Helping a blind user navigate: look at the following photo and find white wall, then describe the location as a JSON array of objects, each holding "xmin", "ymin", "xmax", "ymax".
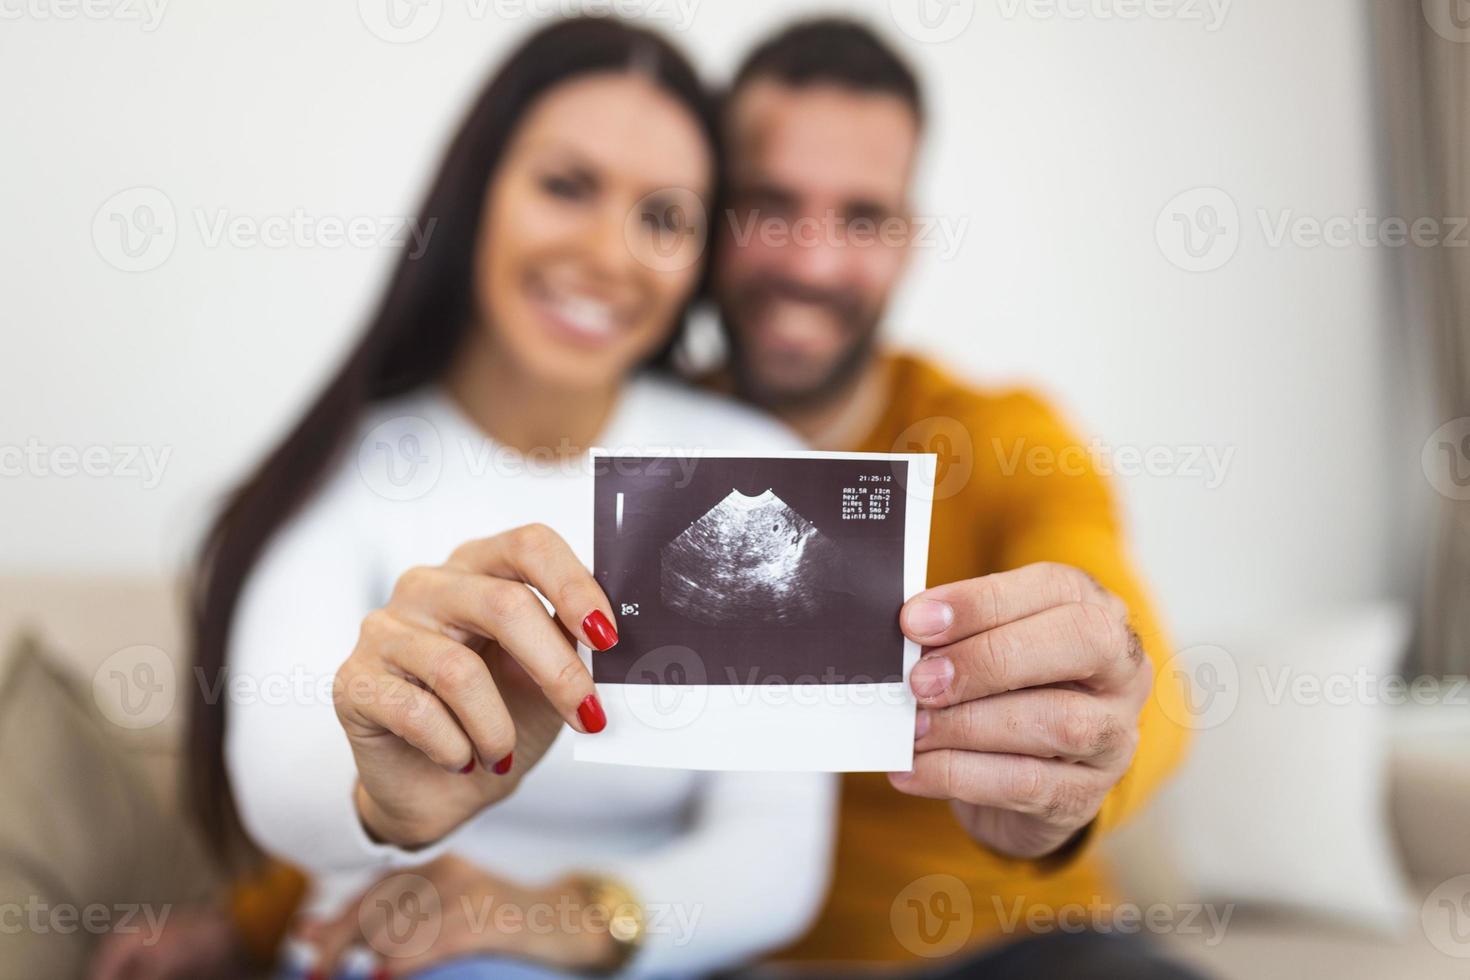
[{"xmin": 0, "ymin": 0, "xmax": 1405, "ymax": 639}]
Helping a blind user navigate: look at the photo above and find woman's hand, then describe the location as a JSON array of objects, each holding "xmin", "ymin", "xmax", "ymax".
[
  {"xmin": 335, "ymin": 523, "xmax": 618, "ymax": 848},
  {"xmin": 299, "ymin": 856, "xmax": 618, "ymax": 978}
]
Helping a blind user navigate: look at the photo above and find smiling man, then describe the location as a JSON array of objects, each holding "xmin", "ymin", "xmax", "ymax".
[{"xmin": 713, "ymin": 19, "xmax": 1198, "ymax": 977}]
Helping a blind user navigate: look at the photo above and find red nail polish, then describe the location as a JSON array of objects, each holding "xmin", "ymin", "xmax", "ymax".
[
  {"xmin": 493, "ymin": 752, "xmax": 513, "ymax": 775},
  {"xmin": 578, "ymin": 694, "xmax": 607, "ymax": 733},
  {"xmin": 459, "ymin": 758, "xmax": 475, "ymax": 774},
  {"xmin": 582, "ymin": 609, "xmax": 618, "ymax": 651},
  {"xmin": 373, "ymin": 969, "xmax": 391, "ymax": 980},
  {"xmin": 306, "ymin": 972, "xmax": 325, "ymax": 980}
]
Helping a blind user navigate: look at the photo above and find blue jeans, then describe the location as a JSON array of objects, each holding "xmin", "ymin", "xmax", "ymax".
[{"xmin": 281, "ymin": 959, "xmax": 572, "ymax": 980}]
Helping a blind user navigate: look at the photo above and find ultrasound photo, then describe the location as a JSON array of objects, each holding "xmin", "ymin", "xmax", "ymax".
[
  {"xmin": 593, "ymin": 454, "xmax": 910, "ymax": 685},
  {"xmin": 578, "ymin": 450, "xmax": 936, "ymax": 772}
]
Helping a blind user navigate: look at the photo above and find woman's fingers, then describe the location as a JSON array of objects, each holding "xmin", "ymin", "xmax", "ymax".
[
  {"xmin": 371, "ymin": 615, "xmax": 517, "ymax": 769},
  {"xmin": 446, "ymin": 524, "xmax": 619, "ymax": 652},
  {"xmin": 338, "ymin": 639, "xmax": 476, "ymax": 773},
  {"xmin": 391, "ymin": 561, "xmax": 603, "ymax": 733}
]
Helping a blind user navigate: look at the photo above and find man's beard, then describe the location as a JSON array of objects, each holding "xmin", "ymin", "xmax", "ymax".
[{"xmin": 718, "ymin": 273, "xmax": 883, "ymax": 412}]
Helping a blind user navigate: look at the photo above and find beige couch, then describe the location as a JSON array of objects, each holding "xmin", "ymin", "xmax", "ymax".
[{"xmin": 2, "ymin": 574, "xmax": 1468, "ymax": 979}]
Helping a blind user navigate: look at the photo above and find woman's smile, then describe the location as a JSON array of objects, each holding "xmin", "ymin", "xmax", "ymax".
[{"xmin": 523, "ymin": 269, "xmax": 636, "ymax": 349}]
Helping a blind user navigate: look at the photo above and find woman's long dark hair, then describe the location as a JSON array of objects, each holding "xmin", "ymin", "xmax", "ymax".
[{"xmin": 187, "ymin": 16, "xmax": 718, "ymax": 864}]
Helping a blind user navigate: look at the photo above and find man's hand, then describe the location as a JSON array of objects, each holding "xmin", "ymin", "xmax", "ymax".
[{"xmin": 890, "ymin": 562, "xmax": 1153, "ymax": 861}]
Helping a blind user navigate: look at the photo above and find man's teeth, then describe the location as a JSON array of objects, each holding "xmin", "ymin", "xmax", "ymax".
[{"xmin": 551, "ymin": 295, "xmax": 617, "ymax": 335}]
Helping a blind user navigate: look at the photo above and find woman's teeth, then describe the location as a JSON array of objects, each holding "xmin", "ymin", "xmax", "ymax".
[{"xmin": 550, "ymin": 295, "xmax": 618, "ymax": 337}]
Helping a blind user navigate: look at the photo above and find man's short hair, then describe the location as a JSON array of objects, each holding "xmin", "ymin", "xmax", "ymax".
[{"xmin": 728, "ymin": 17, "xmax": 924, "ymax": 126}]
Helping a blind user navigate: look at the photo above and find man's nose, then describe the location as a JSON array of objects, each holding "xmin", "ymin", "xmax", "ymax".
[{"xmin": 780, "ymin": 223, "xmax": 849, "ymax": 289}]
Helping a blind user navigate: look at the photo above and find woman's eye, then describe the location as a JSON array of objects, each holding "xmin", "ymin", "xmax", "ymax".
[{"xmin": 540, "ymin": 174, "xmax": 589, "ymax": 200}]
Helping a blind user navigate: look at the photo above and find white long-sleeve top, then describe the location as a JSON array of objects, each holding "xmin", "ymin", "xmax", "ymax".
[{"xmin": 223, "ymin": 375, "xmax": 837, "ymax": 978}]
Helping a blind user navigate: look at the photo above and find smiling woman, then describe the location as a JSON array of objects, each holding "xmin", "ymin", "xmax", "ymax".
[{"xmin": 177, "ymin": 14, "xmax": 833, "ymax": 980}]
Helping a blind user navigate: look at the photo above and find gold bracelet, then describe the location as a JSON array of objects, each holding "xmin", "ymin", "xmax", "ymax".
[{"xmin": 572, "ymin": 874, "xmax": 645, "ymax": 974}]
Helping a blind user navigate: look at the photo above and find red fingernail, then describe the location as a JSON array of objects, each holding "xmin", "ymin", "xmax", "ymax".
[
  {"xmin": 307, "ymin": 972, "xmax": 325, "ymax": 980},
  {"xmin": 373, "ymin": 969, "xmax": 391, "ymax": 980},
  {"xmin": 493, "ymin": 752, "xmax": 513, "ymax": 775},
  {"xmin": 459, "ymin": 758, "xmax": 475, "ymax": 774},
  {"xmin": 583, "ymin": 610, "xmax": 618, "ymax": 651},
  {"xmin": 578, "ymin": 694, "xmax": 607, "ymax": 733}
]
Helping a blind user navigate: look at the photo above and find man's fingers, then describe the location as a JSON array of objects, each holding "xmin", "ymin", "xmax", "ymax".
[
  {"xmin": 890, "ymin": 749, "xmax": 1108, "ymax": 827},
  {"xmin": 910, "ymin": 601, "xmax": 1133, "ymax": 707},
  {"xmin": 446, "ymin": 524, "xmax": 619, "ymax": 651},
  {"xmin": 389, "ymin": 565, "xmax": 600, "ymax": 733},
  {"xmin": 916, "ymin": 688, "xmax": 1137, "ymax": 766},
  {"xmin": 900, "ymin": 562, "xmax": 1113, "ymax": 645}
]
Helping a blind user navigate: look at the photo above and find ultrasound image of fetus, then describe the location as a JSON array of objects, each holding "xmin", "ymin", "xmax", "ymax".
[{"xmin": 660, "ymin": 489, "xmax": 842, "ymax": 626}]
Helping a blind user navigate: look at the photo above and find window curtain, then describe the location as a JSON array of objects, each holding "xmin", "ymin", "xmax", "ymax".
[{"xmin": 1374, "ymin": 1, "xmax": 1470, "ymax": 675}]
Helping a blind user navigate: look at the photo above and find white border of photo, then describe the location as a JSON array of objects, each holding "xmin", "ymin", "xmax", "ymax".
[{"xmin": 574, "ymin": 449, "xmax": 937, "ymax": 772}]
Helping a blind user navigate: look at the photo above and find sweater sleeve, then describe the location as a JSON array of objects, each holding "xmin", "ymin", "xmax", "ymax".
[
  {"xmin": 223, "ymin": 474, "xmax": 457, "ymax": 880},
  {"xmin": 596, "ymin": 770, "xmax": 838, "ymax": 978},
  {"xmin": 986, "ymin": 393, "xmax": 1191, "ymax": 857}
]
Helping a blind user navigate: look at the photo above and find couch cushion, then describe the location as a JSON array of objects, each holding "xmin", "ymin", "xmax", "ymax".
[{"xmin": 0, "ymin": 633, "xmax": 219, "ymax": 978}]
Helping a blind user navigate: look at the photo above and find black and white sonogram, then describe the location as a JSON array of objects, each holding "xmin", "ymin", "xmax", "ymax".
[{"xmin": 593, "ymin": 454, "xmax": 909, "ymax": 685}]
